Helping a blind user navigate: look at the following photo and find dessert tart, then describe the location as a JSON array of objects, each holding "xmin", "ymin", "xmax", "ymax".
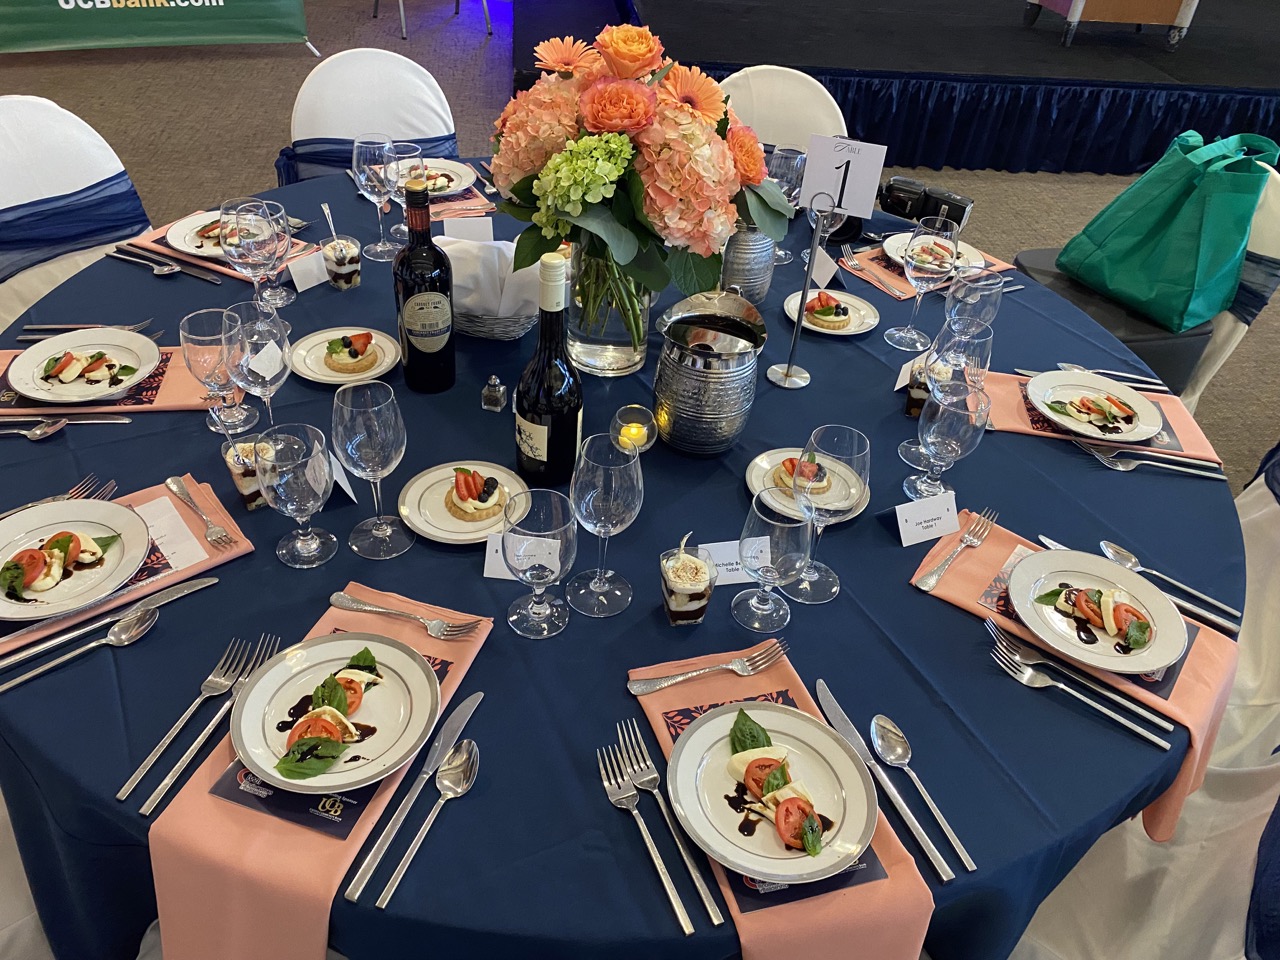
[
  {"xmin": 772, "ymin": 455, "xmax": 832, "ymax": 498},
  {"xmin": 804, "ymin": 291, "xmax": 851, "ymax": 331},
  {"xmin": 323, "ymin": 332, "xmax": 378, "ymax": 374},
  {"xmin": 445, "ymin": 467, "xmax": 508, "ymax": 522}
]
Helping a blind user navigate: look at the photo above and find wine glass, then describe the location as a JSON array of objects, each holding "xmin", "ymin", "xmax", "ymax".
[
  {"xmin": 780, "ymin": 426, "xmax": 871, "ymax": 605},
  {"xmin": 801, "ymin": 206, "xmax": 847, "ymax": 265},
  {"xmin": 254, "ymin": 423, "xmax": 338, "ymax": 569},
  {"xmin": 352, "ymin": 134, "xmax": 399, "ymax": 262},
  {"xmin": 904, "ymin": 381, "xmax": 992, "ymax": 501},
  {"xmin": 946, "ymin": 266, "xmax": 1004, "ymax": 334},
  {"xmin": 220, "ymin": 199, "xmax": 294, "ymax": 307},
  {"xmin": 566, "ymin": 433, "xmax": 644, "ymax": 618},
  {"xmin": 502, "ymin": 490, "xmax": 578, "ymax": 638},
  {"xmin": 223, "ymin": 302, "xmax": 290, "ymax": 427},
  {"xmin": 386, "ymin": 141, "xmax": 424, "ymax": 243},
  {"xmin": 766, "ymin": 146, "xmax": 806, "ymax": 265},
  {"xmin": 884, "ymin": 216, "xmax": 960, "ymax": 352},
  {"xmin": 331, "ymin": 380, "xmax": 415, "ymax": 559},
  {"xmin": 733, "ymin": 485, "xmax": 812, "ymax": 632},
  {"xmin": 179, "ymin": 308, "xmax": 258, "ymax": 435},
  {"xmin": 899, "ymin": 317, "xmax": 994, "ymax": 469}
]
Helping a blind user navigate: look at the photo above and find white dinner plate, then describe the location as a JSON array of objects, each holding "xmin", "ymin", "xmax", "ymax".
[
  {"xmin": 667, "ymin": 702, "xmax": 878, "ymax": 884},
  {"xmin": 6, "ymin": 329, "xmax": 160, "ymax": 404},
  {"xmin": 1026, "ymin": 371, "xmax": 1163, "ymax": 442},
  {"xmin": 397, "ymin": 461, "xmax": 528, "ymax": 545},
  {"xmin": 782, "ymin": 289, "xmax": 880, "ymax": 336},
  {"xmin": 288, "ymin": 328, "xmax": 400, "ymax": 385},
  {"xmin": 1008, "ymin": 549, "xmax": 1187, "ymax": 674},
  {"xmin": 164, "ymin": 211, "xmax": 228, "ymax": 260},
  {"xmin": 0, "ymin": 500, "xmax": 149, "ymax": 621},
  {"xmin": 230, "ymin": 632, "xmax": 440, "ymax": 795},
  {"xmin": 412, "ymin": 158, "xmax": 476, "ymax": 197},
  {"xmin": 745, "ymin": 448, "xmax": 870, "ymax": 524},
  {"xmin": 882, "ymin": 232, "xmax": 983, "ymax": 269}
]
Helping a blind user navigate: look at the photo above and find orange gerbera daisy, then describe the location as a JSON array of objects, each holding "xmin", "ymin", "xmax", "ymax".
[
  {"xmin": 533, "ymin": 36, "xmax": 604, "ymax": 78},
  {"xmin": 658, "ymin": 64, "xmax": 725, "ymax": 125}
]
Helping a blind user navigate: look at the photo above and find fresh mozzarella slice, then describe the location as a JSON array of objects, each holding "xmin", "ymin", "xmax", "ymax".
[
  {"xmin": 764, "ymin": 780, "xmax": 815, "ymax": 809},
  {"xmin": 1065, "ymin": 401, "xmax": 1092, "ymax": 423},
  {"xmin": 745, "ymin": 801, "xmax": 775, "ymax": 823},
  {"xmin": 1101, "ymin": 590, "xmax": 1118, "ymax": 636},
  {"xmin": 28, "ymin": 551, "xmax": 64, "ymax": 593},
  {"xmin": 726, "ymin": 746, "xmax": 789, "ymax": 783},
  {"xmin": 1055, "ymin": 591, "xmax": 1076, "ymax": 616},
  {"xmin": 57, "ymin": 354, "xmax": 89, "ymax": 383},
  {"xmin": 335, "ymin": 667, "xmax": 383, "ymax": 688},
  {"xmin": 298, "ymin": 705, "xmax": 359, "ymax": 742},
  {"xmin": 83, "ymin": 364, "xmax": 113, "ymax": 383},
  {"xmin": 74, "ymin": 534, "xmax": 103, "ymax": 565}
]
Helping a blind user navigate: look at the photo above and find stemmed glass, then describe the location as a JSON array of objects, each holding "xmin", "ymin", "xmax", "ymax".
[
  {"xmin": 899, "ymin": 317, "xmax": 994, "ymax": 469},
  {"xmin": 353, "ymin": 134, "xmax": 399, "ymax": 262},
  {"xmin": 801, "ymin": 206, "xmax": 847, "ymax": 265},
  {"xmin": 223, "ymin": 301, "xmax": 290, "ymax": 427},
  {"xmin": 946, "ymin": 266, "xmax": 1004, "ymax": 333},
  {"xmin": 386, "ymin": 142, "xmax": 425, "ymax": 242},
  {"xmin": 331, "ymin": 380, "xmax": 415, "ymax": 559},
  {"xmin": 904, "ymin": 381, "xmax": 992, "ymax": 501},
  {"xmin": 254, "ymin": 423, "xmax": 338, "ymax": 568},
  {"xmin": 733, "ymin": 485, "xmax": 812, "ymax": 632},
  {"xmin": 566, "ymin": 434, "xmax": 644, "ymax": 618},
  {"xmin": 179, "ymin": 308, "xmax": 258, "ymax": 434},
  {"xmin": 766, "ymin": 146, "xmax": 805, "ymax": 265},
  {"xmin": 220, "ymin": 199, "xmax": 294, "ymax": 307},
  {"xmin": 780, "ymin": 425, "xmax": 871, "ymax": 605},
  {"xmin": 884, "ymin": 216, "xmax": 960, "ymax": 352},
  {"xmin": 502, "ymin": 490, "xmax": 578, "ymax": 638}
]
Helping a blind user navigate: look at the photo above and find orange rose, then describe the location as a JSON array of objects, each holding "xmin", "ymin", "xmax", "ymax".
[
  {"xmin": 579, "ymin": 77, "xmax": 656, "ymax": 136},
  {"xmin": 726, "ymin": 124, "xmax": 767, "ymax": 186},
  {"xmin": 593, "ymin": 24, "xmax": 665, "ymax": 80}
]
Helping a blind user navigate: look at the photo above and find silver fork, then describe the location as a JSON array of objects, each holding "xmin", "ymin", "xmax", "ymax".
[
  {"xmin": 140, "ymin": 633, "xmax": 281, "ymax": 816},
  {"xmin": 616, "ymin": 719, "xmax": 724, "ymax": 925},
  {"xmin": 0, "ymin": 474, "xmax": 102, "ymax": 522},
  {"xmin": 597, "ymin": 744, "xmax": 694, "ymax": 936},
  {"xmin": 989, "ymin": 646, "xmax": 1171, "ymax": 749},
  {"xmin": 328, "ymin": 592, "xmax": 483, "ymax": 640},
  {"xmin": 1075, "ymin": 445, "xmax": 1227, "ymax": 481},
  {"xmin": 21, "ymin": 319, "xmax": 153, "ymax": 333},
  {"xmin": 626, "ymin": 639, "xmax": 789, "ymax": 695},
  {"xmin": 164, "ymin": 476, "xmax": 236, "ymax": 547},
  {"xmin": 1071, "ymin": 439, "xmax": 1221, "ymax": 471},
  {"xmin": 117, "ymin": 637, "xmax": 249, "ymax": 800},
  {"xmin": 915, "ymin": 508, "xmax": 998, "ymax": 593},
  {"xmin": 91, "ymin": 480, "xmax": 117, "ymax": 501},
  {"xmin": 468, "ymin": 162, "xmax": 498, "ymax": 195},
  {"xmin": 841, "ymin": 243, "xmax": 865, "ymax": 270}
]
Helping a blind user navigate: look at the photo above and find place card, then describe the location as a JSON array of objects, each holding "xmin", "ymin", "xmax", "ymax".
[
  {"xmin": 483, "ymin": 533, "xmax": 561, "ymax": 581},
  {"xmin": 895, "ymin": 354, "xmax": 922, "ymax": 391},
  {"xmin": 286, "ymin": 250, "xmax": 329, "ymax": 293},
  {"xmin": 328, "ymin": 452, "xmax": 358, "ymax": 503},
  {"xmin": 443, "ymin": 217, "xmax": 495, "ymax": 242},
  {"xmin": 209, "ymin": 761, "xmax": 377, "ymax": 839},
  {"xmin": 247, "ymin": 341, "xmax": 284, "ymax": 380},
  {"xmin": 699, "ymin": 539, "xmax": 764, "ymax": 586},
  {"xmin": 799, "ymin": 135, "xmax": 888, "ymax": 217},
  {"xmin": 811, "ymin": 246, "xmax": 838, "ymax": 289},
  {"xmin": 895, "ymin": 491, "xmax": 959, "ymax": 547},
  {"xmin": 135, "ymin": 496, "xmax": 209, "ymax": 570}
]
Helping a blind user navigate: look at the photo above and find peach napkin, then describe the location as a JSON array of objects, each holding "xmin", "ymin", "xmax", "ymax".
[
  {"xmin": 0, "ymin": 474, "xmax": 252, "ymax": 658},
  {"xmin": 911, "ymin": 512, "xmax": 1239, "ymax": 841},
  {"xmin": 130, "ymin": 213, "xmax": 313, "ymax": 282},
  {"xmin": 628, "ymin": 642, "xmax": 934, "ymax": 960},
  {"xmin": 0, "ymin": 349, "xmax": 209, "ymax": 415},
  {"xmin": 838, "ymin": 246, "xmax": 1015, "ymax": 300},
  {"xmin": 984, "ymin": 372, "xmax": 1222, "ymax": 464},
  {"xmin": 149, "ymin": 582, "xmax": 492, "ymax": 960},
  {"xmin": 430, "ymin": 185, "xmax": 495, "ymax": 220}
]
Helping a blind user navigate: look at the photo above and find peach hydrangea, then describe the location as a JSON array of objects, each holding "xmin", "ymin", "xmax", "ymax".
[
  {"xmin": 490, "ymin": 74, "xmax": 583, "ymax": 196},
  {"xmin": 579, "ymin": 77, "xmax": 656, "ymax": 136}
]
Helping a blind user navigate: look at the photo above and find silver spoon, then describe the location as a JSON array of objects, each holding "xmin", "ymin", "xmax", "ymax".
[
  {"xmin": 376, "ymin": 738, "xmax": 479, "ymax": 908},
  {"xmin": 870, "ymin": 714, "xmax": 976, "ymax": 872},
  {"xmin": 0, "ymin": 419, "xmax": 68, "ymax": 441},
  {"xmin": 105, "ymin": 251, "xmax": 180, "ymax": 276},
  {"xmin": 0, "ymin": 606, "xmax": 159, "ymax": 694},
  {"xmin": 320, "ymin": 202, "xmax": 348, "ymax": 266},
  {"xmin": 1056, "ymin": 362, "xmax": 1168, "ymax": 390},
  {"xmin": 1099, "ymin": 540, "xmax": 1242, "ymax": 619}
]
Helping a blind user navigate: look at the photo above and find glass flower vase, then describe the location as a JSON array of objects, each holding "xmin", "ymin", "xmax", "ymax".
[{"xmin": 566, "ymin": 245, "xmax": 652, "ymax": 377}]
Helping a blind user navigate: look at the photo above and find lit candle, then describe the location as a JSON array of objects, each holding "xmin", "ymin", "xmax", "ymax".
[{"xmin": 619, "ymin": 422, "xmax": 649, "ymax": 449}]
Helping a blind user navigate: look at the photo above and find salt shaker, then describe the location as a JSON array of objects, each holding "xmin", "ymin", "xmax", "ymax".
[{"xmin": 481, "ymin": 375, "xmax": 507, "ymax": 412}]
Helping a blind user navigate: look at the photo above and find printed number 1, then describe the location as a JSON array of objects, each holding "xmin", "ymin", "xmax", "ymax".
[{"xmin": 833, "ymin": 159, "xmax": 851, "ymax": 209}]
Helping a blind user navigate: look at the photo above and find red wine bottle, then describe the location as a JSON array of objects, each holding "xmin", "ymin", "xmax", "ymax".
[{"xmin": 394, "ymin": 178, "xmax": 455, "ymax": 393}]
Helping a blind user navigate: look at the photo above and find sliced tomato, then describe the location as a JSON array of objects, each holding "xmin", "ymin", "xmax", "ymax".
[
  {"xmin": 81, "ymin": 354, "xmax": 110, "ymax": 375},
  {"xmin": 286, "ymin": 716, "xmax": 343, "ymax": 749},
  {"xmin": 1076, "ymin": 397, "xmax": 1108, "ymax": 417},
  {"xmin": 49, "ymin": 352, "xmax": 76, "ymax": 378},
  {"xmin": 1074, "ymin": 589, "xmax": 1105, "ymax": 628},
  {"xmin": 781, "ymin": 457, "xmax": 798, "ymax": 477},
  {"xmin": 10, "ymin": 550, "xmax": 46, "ymax": 589},
  {"xmin": 335, "ymin": 676, "xmax": 364, "ymax": 715},
  {"xmin": 1112, "ymin": 603, "xmax": 1149, "ymax": 636},
  {"xmin": 41, "ymin": 531, "xmax": 81, "ymax": 564},
  {"xmin": 1105, "ymin": 395, "xmax": 1136, "ymax": 418},
  {"xmin": 453, "ymin": 468, "xmax": 472, "ymax": 502},
  {"xmin": 743, "ymin": 758, "xmax": 785, "ymax": 800},
  {"xmin": 349, "ymin": 333, "xmax": 374, "ymax": 356},
  {"xmin": 775, "ymin": 796, "xmax": 814, "ymax": 850}
]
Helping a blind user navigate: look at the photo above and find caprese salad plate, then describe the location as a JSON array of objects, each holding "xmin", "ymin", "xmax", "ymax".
[
  {"xmin": 164, "ymin": 211, "xmax": 233, "ymax": 260},
  {"xmin": 6, "ymin": 329, "xmax": 160, "ymax": 404},
  {"xmin": 1026, "ymin": 371, "xmax": 1163, "ymax": 442},
  {"xmin": 782, "ymin": 289, "xmax": 879, "ymax": 336},
  {"xmin": 667, "ymin": 702, "xmax": 877, "ymax": 884},
  {"xmin": 230, "ymin": 632, "xmax": 440, "ymax": 795},
  {"xmin": 882, "ymin": 232, "xmax": 983, "ymax": 269},
  {"xmin": 396, "ymin": 461, "xmax": 529, "ymax": 545},
  {"xmin": 0, "ymin": 500, "xmax": 148, "ymax": 621},
  {"xmin": 745, "ymin": 448, "xmax": 870, "ymax": 524},
  {"xmin": 288, "ymin": 328, "xmax": 400, "ymax": 385},
  {"xmin": 1008, "ymin": 549, "xmax": 1187, "ymax": 674}
]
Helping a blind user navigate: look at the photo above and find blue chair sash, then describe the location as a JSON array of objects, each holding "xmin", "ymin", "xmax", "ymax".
[
  {"xmin": 275, "ymin": 134, "xmax": 461, "ymax": 187},
  {"xmin": 1247, "ymin": 792, "xmax": 1280, "ymax": 960},
  {"xmin": 1232, "ymin": 251, "xmax": 1280, "ymax": 327},
  {"xmin": 0, "ymin": 170, "xmax": 149, "ymax": 284},
  {"xmin": 1254, "ymin": 439, "xmax": 1280, "ymax": 506}
]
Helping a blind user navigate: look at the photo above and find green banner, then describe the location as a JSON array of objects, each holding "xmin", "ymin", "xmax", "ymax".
[{"xmin": 0, "ymin": 0, "xmax": 307, "ymax": 53}]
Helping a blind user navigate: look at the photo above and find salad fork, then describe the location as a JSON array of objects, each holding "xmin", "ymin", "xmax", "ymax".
[
  {"xmin": 626, "ymin": 638, "xmax": 789, "ymax": 695},
  {"xmin": 915, "ymin": 508, "xmax": 997, "ymax": 593},
  {"xmin": 0, "ymin": 474, "xmax": 102, "ymax": 522},
  {"xmin": 165, "ymin": 476, "xmax": 236, "ymax": 548},
  {"xmin": 21, "ymin": 319, "xmax": 153, "ymax": 333},
  {"xmin": 328, "ymin": 592, "xmax": 482, "ymax": 640},
  {"xmin": 91, "ymin": 480, "xmax": 118, "ymax": 501},
  {"xmin": 597, "ymin": 744, "xmax": 694, "ymax": 936}
]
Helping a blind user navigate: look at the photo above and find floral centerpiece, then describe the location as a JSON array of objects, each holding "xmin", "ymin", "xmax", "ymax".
[{"xmin": 491, "ymin": 25, "xmax": 794, "ymax": 374}]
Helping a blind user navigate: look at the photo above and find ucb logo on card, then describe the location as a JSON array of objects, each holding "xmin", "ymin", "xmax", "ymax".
[{"xmin": 209, "ymin": 762, "xmax": 378, "ymax": 839}]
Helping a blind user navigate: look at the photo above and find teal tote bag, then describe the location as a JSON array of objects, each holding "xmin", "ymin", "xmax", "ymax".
[{"xmin": 1057, "ymin": 131, "xmax": 1279, "ymax": 333}]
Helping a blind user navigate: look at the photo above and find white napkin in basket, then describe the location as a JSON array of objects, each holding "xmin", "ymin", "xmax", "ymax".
[{"xmin": 436, "ymin": 238, "xmax": 538, "ymax": 317}]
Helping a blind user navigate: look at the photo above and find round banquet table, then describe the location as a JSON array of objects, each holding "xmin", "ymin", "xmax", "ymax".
[{"xmin": 0, "ymin": 171, "xmax": 1245, "ymax": 960}]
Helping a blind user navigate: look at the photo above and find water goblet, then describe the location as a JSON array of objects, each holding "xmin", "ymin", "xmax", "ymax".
[
  {"xmin": 352, "ymin": 134, "xmax": 399, "ymax": 262},
  {"xmin": 566, "ymin": 433, "xmax": 644, "ymax": 618},
  {"xmin": 179, "ymin": 308, "xmax": 258, "ymax": 434},
  {"xmin": 946, "ymin": 266, "xmax": 1004, "ymax": 333},
  {"xmin": 502, "ymin": 489, "xmax": 578, "ymax": 638},
  {"xmin": 223, "ymin": 301, "xmax": 290, "ymax": 427},
  {"xmin": 884, "ymin": 216, "xmax": 960, "ymax": 352},
  {"xmin": 254, "ymin": 423, "xmax": 338, "ymax": 568},
  {"xmin": 220, "ymin": 199, "xmax": 293, "ymax": 307},
  {"xmin": 899, "ymin": 317, "xmax": 993, "ymax": 469},
  {"xmin": 904, "ymin": 381, "xmax": 992, "ymax": 501},
  {"xmin": 331, "ymin": 380, "xmax": 415, "ymax": 559},
  {"xmin": 386, "ymin": 141, "xmax": 424, "ymax": 242},
  {"xmin": 732, "ymin": 485, "xmax": 811, "ymax": 632}
]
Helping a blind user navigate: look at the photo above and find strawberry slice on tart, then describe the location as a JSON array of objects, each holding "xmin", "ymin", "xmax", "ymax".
[
  {"xmin": 444, "ymin": 466, "xmax": 508, "ymax": 523},
  {"xmin": 323, "ymin": 331, "xmax": 380, "ymax": 375}
]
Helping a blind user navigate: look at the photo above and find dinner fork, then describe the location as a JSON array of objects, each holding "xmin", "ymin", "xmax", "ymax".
[
  {"xmin": 328, "ymin": 592, "xmax": 483, "ymax": 640},
  {"xmin": 840, "ymin": 243, "xmax": 866, "ymax": 269},
  {"xmin": 468, "ymin": 162, "xmax": 498, "ymax": 195},
  {"xmin": 164, "ymin": 476, "xmax": 236, "ymax": 548},
  {"xmin": 21, "ymin": 319, "xmax": 153, "ymax": 333},
  {"xmin": 0, "ymin": 474, "xmax": 103, "ymax": 522},
  {"xmin": 984, "ymin": 620, "xmax": 1175, "ymax": 732},
  {"xmin": 989, "ymin": 646, "xmax": 1171, "ymax": 749},
  {"xmin": 91, "ymin": 480, "xmax": 117, "ymax": 501},
  {"xmin": 597, "ymin": 744, "xmax": 694, "ymax": 936},
  {"xmin": 117, "ymin": 637, "xmax": 250, "ymax": 800},
  {"xmin": 1070, "ymin": 439, "xmax": 1222, "ymax": 471},
  {"xmin": 915, "ymin": 508, "xmax": 998, "ymax": 593},
  {"xmin": 616, "ymin": 718, "xmax": 724, "ymax": 925},
  {"xmin": 626, "ymin": 639, "xmax": 789, "ymax": 695},
  {"xmin": 1076, "ymin": 446, "xmax": 1227, "ymax": 481},
  {"xmin": 140, "ymin": 633, "xmax": 281, "ymax": 816}
]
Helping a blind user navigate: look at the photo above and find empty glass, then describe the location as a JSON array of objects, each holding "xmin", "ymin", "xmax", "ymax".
[
  {"xmin": 502, "ymin": 489, "xmax": 578, "ymax": 638},
  {"xmin": 733, "ymin": 485, "xmax": 811, "ymax": 632},
  {"xmin": 801, "ymin": 206, "xmax": 848, "ymax": 265},
  {"xmin": 884, "ymin": 217, "xmax": 960, "ymax": 352},
  {"xmin": 946, "ymin": 266, "xmax": 1004, "ymax": 333},
  {"xmin": 567, "ymin": 434, "xmax": 644, "ymax": 618},
  {"xmin": 179, "ymin": 308, "xmax": 258, "ymax": 434},
  {"xmin": 386, "ymin": 141, "xmax": 425, "ymax": 242},
  {"xmin": 254, "ymin": 423, "xmax": 338, "ymax": 568},
  {"xmin": 899, "ymin": 318, "xmax": 994, "ymax": 469},
  {"xmin": 220, "ymin": 199, "xmax": 294, "ymax": 307},
  {"xmin": 352, "ymin": 134, "xmax": 399, "ymax": 262},
  {"xmin": 904, "ymin": 381, "xmax": 992, "ymax": 501},
  {"xmin": 223, "ymin": 301, "xmax": 290, "ymax": 427},
  {"xmin": 766, "ymin": 146, "xmax": 806, "ymax": 265},
  {"xmin": 331, "ymin": 380, "xmax": 415, "ymax": 559}
]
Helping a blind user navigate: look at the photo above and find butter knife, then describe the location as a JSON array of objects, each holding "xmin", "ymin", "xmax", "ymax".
[
  {"xmin": 1013, "ymin": 368, "xmax": 1171, "ymax": 393},
  {"xmin": 0, "ymin": 415, "xmax": 132, "ymax": 425},
  {"xmin": 118, "ymin": 244, "xmax": 223, "ymax": 284},
  {"xmin": 816, "ymin": 680, "xmax": 955, "ymax": 882}
]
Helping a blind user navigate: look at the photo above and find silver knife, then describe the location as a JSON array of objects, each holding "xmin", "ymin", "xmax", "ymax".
[
  {"xmin": 117, "ymin": 244, "xmax": 223, "ymax": 284},
  {"xmin": 344, "ymin": 690, "xmax": 484, "ymax": 902},
  {"xmin": 816, "ymin": 680, "xmax": 955, "ymax": 882},
  {"xmin": 1036, "ymin": 536, "xmax": 1239, "ymax": 635},
  {"xmin": 1071, "ymin": 440, "xmax": 1222, "ymax": 470},
  {"xmin": 0, "ymin": 577, "xmax": 218, "ymax": 674},
  {"xmin": 0, "ymin": 415, "xmax": 132, "ymax": 425},
  {"xmin": 1013, "ymin": 368, "xmax": 1171, "ymax": 393}
]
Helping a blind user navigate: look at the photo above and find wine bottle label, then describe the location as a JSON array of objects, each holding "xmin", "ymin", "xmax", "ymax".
[
  {"xmin": 400, "ymin": 292, "xmax": 452, "ymax": 353},
  {"xmin": 515, "ymin": 409, "xmax": 582, "ymax": 463}
]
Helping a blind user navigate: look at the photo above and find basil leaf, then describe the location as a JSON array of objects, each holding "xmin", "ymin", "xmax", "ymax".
[
  {"xmin": 729, "ymin": 709, "xmax": 771, "ymax": 754},
  {"xmin": 1034, "ymin": 588, "xmax": 1064, "ymax": 605},
  {"xmin": 45, "ymin": 535, "xmax": 73, "ymax": 561},
  {"xmin": 326, "ymin": 340, "xmax": 344, "ymax": 355},
  {"xmin": 1086, "ymin": 589, "xmax": 1103, "ymax": 607},
  {"xmin": 0, "ymin": 561, "xmax": 26, "ymax": 600},
  {"xmin": 274, "ymin": 736, "xmax": 347, "ymax": 780},
  {"xmin": 87, "ymin": 351, "xmax": 106, "ymax": 362},
  {"xmin": 346, "ymin": 646, "xmax": 379, "ymax": 673},
  {"xmin": 92, "ymin": 535, "xmax": 120, "ymax": 553},
  {"xmin": 1046, "ymin": 401, "xmax": 1071, "ymax": 416},
  {"xmin": 115, "ymin": 365, "xmax": 137, "ymax": 378},
  {"xmin": 1126, "ymin": 619, "xmax": 1152, "ymax": 649},
  {"xmin": 310, "ymin": 676, "xmax": 348, "ymax": 716},
  {"xmin": 801, "ymin": 812, "xmax": 823, "ymax": 857},
  {"xmin": 760, "ymin": 764, "xmax": 790, "ymax": 797},
  {"xmin": 42, "ymin": 355, "xmax": 59, "ymax": 377}
]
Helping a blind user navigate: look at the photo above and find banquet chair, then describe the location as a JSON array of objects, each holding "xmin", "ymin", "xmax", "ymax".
[
  {"xmin": 719, "ymin": 65, "xmax": 847, "ymax": 147},
  {"xmin": 275, "ymin": 49, "xmax": 459, "ymax": 186},
  {"xmin": 0, "ymin": 785, "xmax": 53, "ymax": 960}
]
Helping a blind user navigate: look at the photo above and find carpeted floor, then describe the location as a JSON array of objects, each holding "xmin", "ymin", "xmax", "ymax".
[{"xmin": 1, "ymin": 0, "xmax": 1275, "ymax": 490}]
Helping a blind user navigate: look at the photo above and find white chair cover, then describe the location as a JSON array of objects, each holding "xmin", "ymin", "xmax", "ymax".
[
  {"xmin": 0, "ymin": 95, "xmax": 127, "ymax": 211},
  {"xmin": 719, "ymin": 65, "xmax": 847, "ymax": 146},
  {"xmin": 0, "ymin": 785, "xmax": 53, "ymax": 960}
]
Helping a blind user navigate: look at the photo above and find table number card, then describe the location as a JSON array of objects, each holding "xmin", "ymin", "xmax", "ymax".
[{"xmin": 798, "ymin": 136, "xmax": 888, "ymax": 217}]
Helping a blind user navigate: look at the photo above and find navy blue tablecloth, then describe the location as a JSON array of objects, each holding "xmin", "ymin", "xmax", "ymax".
[{"xmin": 0, "ymin": 173, "xmax": 1244, "ymax": 960}]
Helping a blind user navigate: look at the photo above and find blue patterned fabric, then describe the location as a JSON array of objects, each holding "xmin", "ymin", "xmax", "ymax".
[
  {"xmin": 1248, "ymin": 793, "xmax": 1280, "ymax": 960},
  {"xmin": 0, "ymin": 170, "xmax": 149, "ymax": 283},
  {"xmin": 274, "ymin": 134, "xmax": 461, "ymax": 186}
]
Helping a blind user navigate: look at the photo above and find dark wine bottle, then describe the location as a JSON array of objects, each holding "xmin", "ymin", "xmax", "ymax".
[
  {"xmin": 515, "ymin": 252, "xmax": 583, "ymax": 484},
  {"xmin": 394, "ymin": 178, "xmax": 455, "ymax": 393}
]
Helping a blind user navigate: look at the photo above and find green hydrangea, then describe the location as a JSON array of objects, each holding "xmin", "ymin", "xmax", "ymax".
[{"xmin": 532, "ymin": 133, "xmax": 634, "ymax": 239}]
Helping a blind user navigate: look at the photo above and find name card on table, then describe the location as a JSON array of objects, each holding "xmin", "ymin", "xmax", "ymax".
[
  {"xmin": 895, "ymin": 491, "xmax": 959, "ymax": 546},
  {"xmin": 327, "ymin": 453, "xmax": 359, "ymax": 503},
  {"xmin": 209, "ymin": 761, "xmax": 377, "ymax": 839},
  {"xmin": 247, "ymin": 341, "xmax": 284, "ymax": 380},
  {"xmin": 811, "ymin": 247, "xmax": 839, "ymax": 289},
  {"xmin": 443, "ymin": 217, "xmax": 495, "ymax": 242},
  {"xmin": 287, "ymin": 250, "xmax": 329, "ymax": 293},
  {"xmin": 699, "ymin": 539, "xmax": 765, "ymax": 585},
  {"xmin": 798, "ymin": 136, "xmax": 888, "ymax": 218}
]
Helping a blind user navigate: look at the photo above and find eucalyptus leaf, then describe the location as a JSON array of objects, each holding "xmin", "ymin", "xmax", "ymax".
[
  {"xmin": 497, "ymin": 200, "xmax": 536, "ymax": 223},
  {"xmin": 625, "ymin": 169, "xmax": 659, "ymax": 236},
  {"xmin": 513, "ymin": 227, "xmax": 563, "ymax": 271},
  {"xmin": 509, "ymin": 172, "xmax": 538, "ymax": 206},
  {"xmin": 617, "ymin": 239, "xmax": 670, "ymax": 292},
  {"xmin": 742, "ymin": 188, "xmax": 789, "ymax": 242},
  {"xmin": 667, "ymin": 248, "xmax": 723, "ymax": 296},
  {"xmin": 749, "ymin": 178, "xmax": 796, "ymax": 219},
  {"xmin": 647, "ymin": 61, "xmax": 675, "ymax": 87},
  {"xmin": 563, "ymin": 203, "xmax": 638, "ymax": 265}
]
